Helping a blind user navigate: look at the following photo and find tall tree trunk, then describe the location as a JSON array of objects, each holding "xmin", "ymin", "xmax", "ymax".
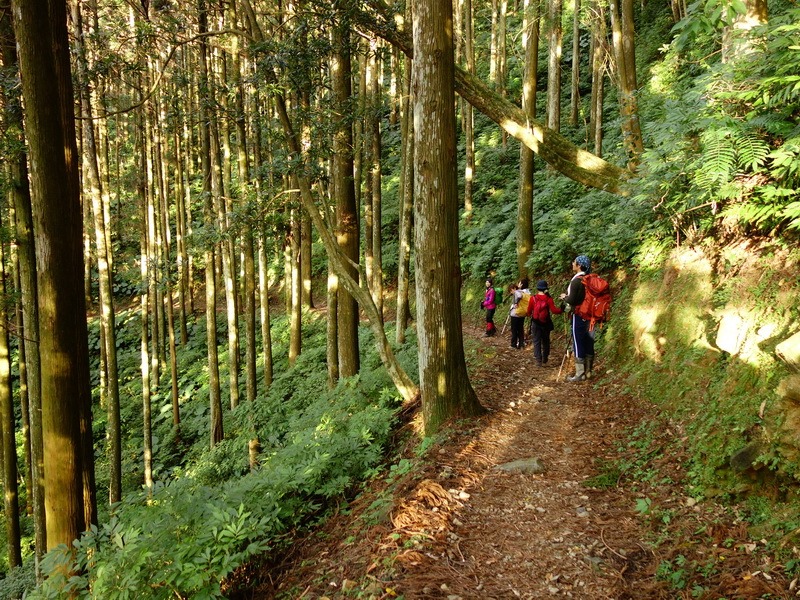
[
  {"xmin": 140, "ymin": 199, "xmax": 154, "ymax": 493},
  {"xmin": 199, "ymin": 0, "xmax": 224, "ymax": 445},
  {"xmin": 301, "ymin": 212, "xmax": 313, "ymax": 308},
  {"xmin": 257, "ymin": 236, "xmax": 274, "ymax": 390},
  {"xmin": 517, "ymin": 0, "xmax": 540, "ymax": 277},
  {"xmin": 395, "ymin": 10, "xmax": 414, "ymax": 344},
  {"xmin": 569, "ymin": 0, "xmax": 580, "ymax": 126},
  {"xmin": 288, "ymin": 205, "xmax": 302, "ymax": 367},
  {"xmin": 608, "ymin": 0, "xmax": 642, "ymax": 167},
  {"xmin": 589, "ymin": 0, "xmax": 605, "ymax": 156},
  {"xmin": 546, "ymin": 0, "xmax": 563, "ymax": 132},
  {"xmin": 370, "ymin": 37, "xmax": 384, "ymax": 320},
  {"xmin": 0, "ymin": 1, "xmax": 46, "ymax": 565},
  {"xmin": 462, "ymin": 0, "xmax": 475, "ymax": 215},
  {"xmin": 73, "ymin": 0, "xmax": 123, "ymax": 506},
  {"xmin": 14, "ymin": 0, "xmax": 95, "ymax": 549},
  {"xmin": 332, "ymin": 11, "xmax": 360, "ymax": 378},
  {"xmin": 327, "ymin": 263, "xmax": 340, "ymax": 387},
  {"xmin": 413, "ymin": 0, "xmax": 484, "ymax": 433}
]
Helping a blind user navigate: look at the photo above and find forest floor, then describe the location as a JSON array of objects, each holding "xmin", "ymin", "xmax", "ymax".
[{"xmin": 240, "ymin": 321, "xmax": 795, "ymax": 599}]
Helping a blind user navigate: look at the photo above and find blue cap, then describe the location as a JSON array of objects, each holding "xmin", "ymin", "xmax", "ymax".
[{"xmin": 575, "ymin": 255, "xmax": 591, "ymax": 272}]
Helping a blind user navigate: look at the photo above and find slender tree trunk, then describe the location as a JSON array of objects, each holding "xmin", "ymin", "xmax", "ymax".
[
  {"xmin": 74, "ymin": 0, "xmax": 123, "ymax": 505},
  {"xmin": 288, "ymin": 205, "xmax": 302, "ymax": 367},
  {"xmin": 332, "ymin": 11, "xmax": 360, "ymax": 377},
  {"xmin": 257, "ymin": 237, "xmax": 273, "ymax": 389},
  {"xmin": 395, "ymin": 14, "xmax": 414, "ymax": 344},
  {"xmin": 413, "ymin": 0, "xmax": 484, "ymax": 433},
  {"xmin": 174, "ymin": 127, "xmax": 189, "ymax": 345},
  {"xmin": 300, "ymin": 212, "xmax": 313, "ymax": 308},
  {"xmin": 609, "ymin": 0, "xmax": 642, "ymax": 167},
  {"xmin": 570, "ymin": 0, "xmax": 580, "ymax": 126},
  {"xmin": 199, "ymin": 0, "xmax": 224, "ymax": 445},
  {"xmin": 589, "ymin": 0, "xmax": 605, "ymax": 156},
  {"xmin": 327, "ymin": 262, "xmax": 340, "ymax": 387},
  {"xmin": 463, "ymin": 0, "xmax": 475, "ymax": 215},
  {"xmin": 140, "ymin": 200, "xmax": 154, "ymax": 493},
  {"xmin": 0, "ymin": 232, "xmax": 22, "ymax": 568},
  {"xmin": 518, "ymin": 0, "xmax": 540, "ymax": 277},
  {"xmin": 546, "ymin": 0, "xmax": 563, "ymax": 132},
  {"xmin": 370, "ymin": 37, "xmax": 384, "ymax": 320},
  {"xmin": 363, "ymin": 45, "xmax": 375, "ymax": 296}
]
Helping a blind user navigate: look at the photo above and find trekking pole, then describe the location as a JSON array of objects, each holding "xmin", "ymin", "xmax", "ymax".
[
  {"xmin": 558, "ymin": 346, "xmax": 570, "ymax": 381},
  {"xmin": 557, "ymin": 312, "xmax": 570, "ymax": 380},
  {"xmin": 500, "ymin": 312, "xmax": 510, "ymax": 335}
]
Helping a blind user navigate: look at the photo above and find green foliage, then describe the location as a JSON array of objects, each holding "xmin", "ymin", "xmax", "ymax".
[
  {"xmin": 0, "ymin": 564, "xmax": 36, "ymax": 600},
  {"xmin": 22, "ymin": 304, "xmax": 414, "ymax": 598},
  {"xmin": 639, "ymin": 4, "xmax": 800, "ymax": 239}
]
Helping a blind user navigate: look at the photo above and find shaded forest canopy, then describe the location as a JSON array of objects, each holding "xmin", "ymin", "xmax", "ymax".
[{"xmin": 0, "ymin": 0, "xmax": 799, "ymax": 597}]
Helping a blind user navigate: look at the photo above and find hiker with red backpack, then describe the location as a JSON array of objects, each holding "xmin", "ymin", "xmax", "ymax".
[
  {"xmin": 560, "ymin": 255, "xmax": 605, "ymax": 382},
  {"xmin": 527, "ymin": 280, "xmax": 563, "ymax": 366}
]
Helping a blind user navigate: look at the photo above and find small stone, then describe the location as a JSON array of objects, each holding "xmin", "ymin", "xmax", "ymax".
[{"xmin": 549, "ymin": 586, "xmax": 560, "ymax": 594}]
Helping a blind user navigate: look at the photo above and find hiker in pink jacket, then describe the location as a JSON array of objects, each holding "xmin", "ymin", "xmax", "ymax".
[{"xmin": 480, "ymin": 278, "xmax": 497, "ymax": 337}]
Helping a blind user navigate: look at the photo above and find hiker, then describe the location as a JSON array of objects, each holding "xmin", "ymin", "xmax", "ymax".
[
  {"xmin": 560, "ymin": 255, "xmax": 595, "ymax": 381},
  {"xmin": 481, "ymin": 278, "xmax": 498, "ymax": 337},
  {"xmin": 527, "ymin": 280, "xmax": 563, "ymax": 366},
  {"xmin": 509, "ymin": 278, "xmax": 531, "ymax": 350}
]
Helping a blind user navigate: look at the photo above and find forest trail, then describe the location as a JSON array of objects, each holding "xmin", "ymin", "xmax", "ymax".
[{"xmin": 248, "ymin": 320, "xmax": 792, "ymax": 599}]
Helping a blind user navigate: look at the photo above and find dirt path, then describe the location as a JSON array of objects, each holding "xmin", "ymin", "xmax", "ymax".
[
  {"xmin": 248, "ymin": 323, "xmax": 791, "ymax": 599},
  {"xmin": 380, "ymin": 327, "xmax": 652, "ymax": 599}
]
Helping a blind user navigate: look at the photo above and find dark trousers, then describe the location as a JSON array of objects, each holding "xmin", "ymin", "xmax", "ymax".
[
  {"xmin": 510, "ymin": 315, "xmax": 525, "ymax": 348},
  {"xmin": 485, "ymin": 308, "xmax": 496, "ymax": 333},
  {"xmin": 571, "ymin": 313, "xmax": 595, "ymax": 359},
  {"xmin": 531, "ymin": 321, "xmax": 551, "ymax": 363}
]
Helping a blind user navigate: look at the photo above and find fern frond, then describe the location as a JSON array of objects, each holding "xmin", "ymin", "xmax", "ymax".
[
  {"xmin": 733, "ymin": 130, "xmax": 771, "ymax": 171},
  {"xmin": 698, "ymin": 128, "xmax": 736, "ymax": 189}
]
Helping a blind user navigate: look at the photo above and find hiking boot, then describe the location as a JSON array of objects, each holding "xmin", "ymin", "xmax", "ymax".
[
  {"xmin": 586, "ymin": 354, "xmax": 594, "ymax": 378},
  {"xmin": 567, "ymin": 360, "xmax": 586, "ymax": 382}
]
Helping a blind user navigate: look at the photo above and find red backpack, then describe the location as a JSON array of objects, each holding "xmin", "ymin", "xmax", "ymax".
[
  {"xmin": 530, "ymin": 294, "xmax": 550, "ymax": 324},
  {"xmin": 575, "ymin": 274, "xmax": 612, "ymax": 331}
]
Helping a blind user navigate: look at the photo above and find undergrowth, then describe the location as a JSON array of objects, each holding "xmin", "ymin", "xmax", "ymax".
[{"xmin": 11, "ymin": 313, "xmax": 418, "ymax": 600}]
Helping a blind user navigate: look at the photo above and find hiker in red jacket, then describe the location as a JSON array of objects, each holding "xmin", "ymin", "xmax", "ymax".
[
  {"xmin": 560, "ymin": 255, "xmax": 595, "ymax": 381},
  {"xmin": 527, "ymin": 280, "xmax": 563, "ymax": 366},
  {"xmin": 480, "ymin": 278, "xmax": 497, "ymax": 337}
]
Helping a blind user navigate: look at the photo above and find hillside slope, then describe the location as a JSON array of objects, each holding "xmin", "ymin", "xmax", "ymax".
[{"xmin": 237, "ymin": 305, "xmax": 795, "ymax": 599}]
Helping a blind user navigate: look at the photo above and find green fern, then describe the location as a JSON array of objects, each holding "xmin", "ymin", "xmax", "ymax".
[
  {"xmin": 697, "ymin": 128, "xmax": 736, "ymax": 190},
  {"xmin": 733, "ymin": 130, "xmax": 770, "ymax": 171}
]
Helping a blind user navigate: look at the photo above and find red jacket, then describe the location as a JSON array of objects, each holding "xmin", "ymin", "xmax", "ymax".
[{"xmin": 527, "ymin": 292, "xmax": 563, "ymax": 322}]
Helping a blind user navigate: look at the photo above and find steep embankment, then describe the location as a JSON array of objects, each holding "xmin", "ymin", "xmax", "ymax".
[
  {"xmin": 603, "ymin": 239, "xmax": 800, "ymax": 498},
  {"xmin": 234, "ymin": 246, "xmax": 800, "ymax": 599}
]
